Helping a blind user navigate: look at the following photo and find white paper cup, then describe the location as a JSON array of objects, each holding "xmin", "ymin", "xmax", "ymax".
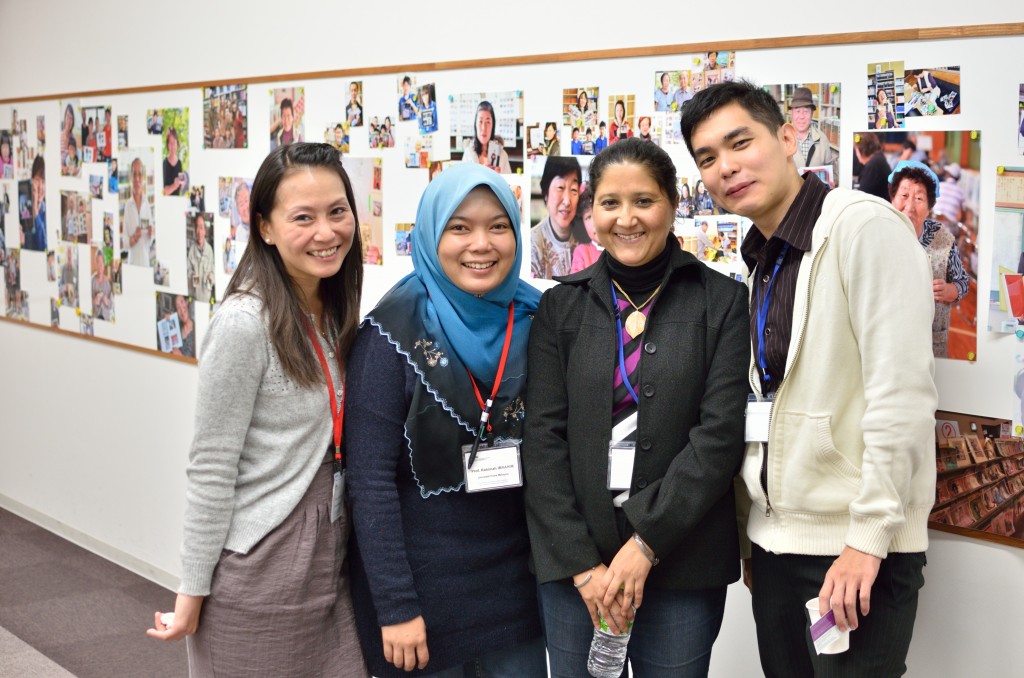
[{"xmin": 806, "ymin": 598, "xmax": 850, "ymax": 654}]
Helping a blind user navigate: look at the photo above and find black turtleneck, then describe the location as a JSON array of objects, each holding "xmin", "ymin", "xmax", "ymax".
[{"xmin": 606, "ymin": 234, "xmax": 675, "ymax": 298}]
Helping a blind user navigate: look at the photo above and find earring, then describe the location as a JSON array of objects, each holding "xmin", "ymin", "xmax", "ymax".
[{"xmin": 265, "ymin": 239, "xmax": 272, "ymax": 244}]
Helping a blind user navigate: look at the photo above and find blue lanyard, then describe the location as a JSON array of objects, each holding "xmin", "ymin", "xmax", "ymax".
[
  {"xmin": 756, "ymin": 243, "xmax": 790, "ymax": 390},
  {"xmin": 610, "ymin": 280, "xmax": 640, "ymax": 405}
]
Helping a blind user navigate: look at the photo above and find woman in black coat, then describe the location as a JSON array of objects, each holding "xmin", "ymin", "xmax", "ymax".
[{"xmin": 523, "ymin": 138, "xmax": 749, "ymax": 677}]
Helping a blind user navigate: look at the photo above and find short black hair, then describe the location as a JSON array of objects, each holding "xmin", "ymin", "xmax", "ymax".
[
  {"xmin": 280, "ymin": 98, "xmax": 293, "ymax": 115},
  {"xmin": 902, "ymin": 139, "xmax": 917, "ymax": 152},
  {"xmin": 679, "ymin": 79, "xmax": 784, "ymax": 156},
  {"xmin": 540, "ymin": 156, "xmax": 582, "ymax": 200}
]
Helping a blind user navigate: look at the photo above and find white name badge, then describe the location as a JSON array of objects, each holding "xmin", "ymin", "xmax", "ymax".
[
  {"xmin": 745, "ymin": 398, "xmax": 772, "ymax": 443},
  {"xmin": 331, "ymin": 468, "xmax": 347, "ymax": 523},
  {"xmin": 607, "ymin": 441, "xmax": 636, "ymax": 491},
  {"xmin": 462, "ymin": 443, "xmax": 523, "ymax": 493}
]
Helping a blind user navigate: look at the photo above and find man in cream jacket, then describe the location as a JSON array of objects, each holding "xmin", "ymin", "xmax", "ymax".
[{"xmin": 681, "ymin": 80, "xmax": 937, "ymax": 677}]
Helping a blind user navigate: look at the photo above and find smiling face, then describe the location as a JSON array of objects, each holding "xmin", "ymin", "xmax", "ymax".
[
  {"xmin": 689, "ymin": 102, "xmax": 801, "ymax": 232},
  {"xmin": 475, "ymin": 108, "xmax": 494, "ymax": 146},
  {"xmin": 615, "ymin": 101, "xmax": 625, "ymax": 122},
  {"xmin": 593, "ymin": 162, "xmax": 672, "ymax": 267},
  {"xmin": 236, "ymin": 183, "xmax": 251, "ymax": 224},
  {"xmin": 130, "ymin": 159, "xmax": 144, "ymax": 201},
  {"xmin": 891, "ymin": 178, "xmax": 930, "ymax": 235},
  {"xmin": 660, "ymin": 72, "xmax": 671, "ymax": 93},
  {"xmin": 791, "ymin": 106, "xmax": 812, "ymax": 136},
  {"xmin": 281, "ymin": 105, "xmax": 294, "ymax": 132},
  {"xmin": 545, "ymin": 173, "xmax": 580, "ymax": 233},
  {"xmin": 194, "ymin": 215, "xmax": 207, "ymax": 246},
  {"xmin": 639, "ymin": 117, "xmax": 651, "ymax": 135},
  {"xmin": 175, "ymin": 294, "xmax": 190, "ymax": 322},
  {"xmin": 437, "ymin": 186, "xmax": 517, "ymax": 296},
  {"xmin": 258, "ymin": 166, "xmax": 356, "ymax": 302}
]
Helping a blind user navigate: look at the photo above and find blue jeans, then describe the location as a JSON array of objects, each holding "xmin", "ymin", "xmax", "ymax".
[
  {"xmin": 427, "ymin": 636, "xmax": 547, "ymax": 678},
  {"xmin": 539, "ymin": 579, "xmax": 727, "ymax": 678}
]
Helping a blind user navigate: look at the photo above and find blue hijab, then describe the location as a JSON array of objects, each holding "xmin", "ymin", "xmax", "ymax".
[{"xmin": 365, "ymin": 163, "xmax": 541, "ymax": 496}]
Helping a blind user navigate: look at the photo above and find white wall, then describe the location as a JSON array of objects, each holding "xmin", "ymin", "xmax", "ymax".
[{"xmin": 2, "ymin": 3, "xmax": 1023, "ymax": 676}]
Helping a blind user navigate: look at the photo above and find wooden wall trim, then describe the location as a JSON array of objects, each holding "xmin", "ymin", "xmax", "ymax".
[{"xmin": 2, "ymin": 22, "xmax": 1022, "ymax": 105}]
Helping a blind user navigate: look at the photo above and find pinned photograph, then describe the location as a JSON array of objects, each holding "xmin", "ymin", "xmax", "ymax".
[
  {"xmin": 990, "ymin": 166, "xmax": 1024, "ymax": 334},
  {"xmin": 90, "ymin": 245, "xmax": 114, "ymax": 322},
  {"xmin": 4, "ymin": 246, "xmax": 19, "ymax": 295},
  {"xmin": 147, "ymin": 109, "xmax": 164, "ymax": 135},
  {"xmin": 427, "ymin": 160, "xmax": 449, "ymax": 182},
  {"xmin": 89, "ymin": 174, "xmax": 103, "ymax": 199},
  {"xmin": 270, "ymin": 87, "xmax": 305, "ymax": 149},
  {"xmin": 6, "ymin": 287, "xmax": 28, "ymax": 321},
  {"xmin": 156, "ymin": 292, "xmax": 196, "ymax": 358},
  {"xmin": 904, "ymin": 67, "xmax": 960, "ymax": 117},
  {"xmin": 79, "ymin": 312, "xmax": 94, "ymax": 336},
  {"xmin": 190, "ymin": 185, "xmax": 206, "ymax": 213},
  {"xmin": 343, "ymin": 158, "xmax": 384, "ymax": 266},
  {"xmin": 218, "ymin": 176, "xmax": 253, "ymax": 274},
  {"xmin": 60, "ymin": 190, "xmax": 91, "ymax": 243},
  {"xmin": 762, "ymin": 83, "xmax": 841, "ymax": 186},
  {"xmin": 0, "ymin": 129, "xmax": 13, "ymax": 179},
  {"xmin": 564, "ymin": 88, "xmax": 599, "ymax": 135},
  {"xmin": 203, "ymin": 84, "xmax": 247, "ymax": 149},
  {"xmin": 119, "ymin": 148, "xmax": 156, "ymax": 268},
  {"xmin": 108, "ymin": 158, "xmax": 119, "ymax": 194},
  {"xmin": 80, "ymin": 105, "xmax": 113, "ymax": 163},
  {"xmin": 608, "ymin": 95, "xmax": 636, "ymax": 145},
  {"xmin": 398, "ymin": 75, "xmax": 418, "ymax": 121},
  {"xmin": 451, "ymin": 91, "xmax": 523, "ymax": 174},
  {"xmin": 1018, "ymin": 85, "xmax": 1024, "ymax": 154},
  {"xmin": 18, "ymin": 156, "xmax": 47, "ymax": 251},
  {"xmin": 868, "ymin": 61, "xmax": 906, "ymax": 130},
  {"xmin": 416, "ymin": 84, "xmax": 439, "ymax": 134},
  {"xmin": 36, "ymin": 114, "xmax": 45, "ymax": 154},
  {"xmin": 187, "ymin": 211, "xmax": 216, "ymax": 304},
  {"xmin": 46, "ymin": 250, "xmax": 56, "ymax": 282},
  {"xmin": 530, "ymin": 156, "xmax": 586, "ymax": 280},
  {"xmin": 56, "ymin": 243, "xmax": 77, "ymax": 308},
  {"xmin": 346, "ymin": 81, "xmax": 363, "ymax": 127},
  {"xmin": 50, "ymin": 298, "xmax": 58, "ymax": 327},
  {"xmin": 324, "ymin": 122, "xmax": 350, "ymax": 154},
  {"xmin": 368, "ymin": 116, "xmax": 396, "ymax": 149},
  {"xmin": 161, "ymin": 109, "xmax": 189, "ymax": 196},
  {"xmin": 59, "ymin": 100, "xmax": 82, "ymax": 177},
  {"xmin": 527, "ymin": 122, "xmax": 561, "ymax": 158},
  {"xmin": 702, "ymin": 49, "xmax": 735, "ymax": 72},
  {"xmin": 395, "ymin": 223, "xmax": 413, "ymax": 256},
  {"xmin": 404, "ymin": 133, "xmax": 438, "ymax": 169},
  {"xmin": 117, "ymin": 115, "xmax": 128, "ymax": 149}
]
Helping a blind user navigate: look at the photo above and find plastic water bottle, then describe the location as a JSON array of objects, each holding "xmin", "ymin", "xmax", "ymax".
[{"xmin": 587, "ymin": 614, "xmax": 632, "ymax": 678}]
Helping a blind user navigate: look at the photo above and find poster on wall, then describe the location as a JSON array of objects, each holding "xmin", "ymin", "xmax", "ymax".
[
  {"xmin": 60, "ymin": 190, "xmax": 91, "ymax": 243},
  {"xmin": 343, "ymin": 158, "xmax": 384, "ymax": 266},
  {"xmin": 18, "ymin": 157, "xmax": 47, "ymax": 252},
  {"xmin": 346, "ymin": 81, "xmax": 363, "ymax": 128},
  {"xmin": 529, "ymin": 155, "xmax": 587, "ymax": 280},
  {"xmin": 607, "ymin": 95, "xmax": 635, "ymax": 145},
  {"xmin": 155, "ymin": 292, "xmax": 195, "ymax": 357},
  {"xmin": 187, "ymin": 211, "xmax": 215, "ymax": 304},
  {"xmin": 56, "ymin": 243, "xmax": 77, "ymax": 309},
  {"xmin": 450, "ymin": 91, "xmax": 523, "ymax": 174},
  {"xmin": 867, "ymin": 61, "xmax": 905, "ymax": 130},
  {"xmin": 118, "ymin": 147, "xmax": 156, "ymax": 269},
  {"xmin": 368, "ymin": 115, "xmax": 395, "ymax": 149},
  {"xmin": 270, "ymin": 87, "xmax": 304, "ymax": 149},
  {"xmin": 80, "ymin": 105, "xmax": 112, "ymax": 164},
  {"xmin": 219, "ymin": 176, "xmax": 252, "ymax": 274},
  {"xmin": 931, "ymin": 410, "xmax": 1024, "ymax": 546},
  {"xmin": 203, "ymin": 84, "xmax": 247, "ymax": 149},
  {"xmin": 161, "ymin": 108, "xmax": 189, "ymax": 197},
  {"xmin": 989, "ymin": 166, "xmax": 1024, "ymax": 333},
  {"xmin": 59, "ymin": 99, "xmax": 82, "ymax": 177},
  {"xmin": 904, "ymin": 66, "xmax": 960, "ymax": 117},
  {"xmin": 89, "ymin": 245, "xmax": 114, "ymax": 322},
  {"xmin": 324, "ymin": 122, "xmax": 350, "ymax": 153}
]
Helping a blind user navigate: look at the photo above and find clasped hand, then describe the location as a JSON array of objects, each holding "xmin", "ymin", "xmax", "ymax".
[{"xmin": 574, "ymin": 538, "xmax": 654, "ymax": 634}]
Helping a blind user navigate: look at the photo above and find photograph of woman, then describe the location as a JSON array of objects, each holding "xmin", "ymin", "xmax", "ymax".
[
  {"xmin": 148, "ymin": 143, "xmax": 368, "ymax": 678},
  {"xmin": 346, "ymin": 163, "xmax": 545, "ymax": 677},
  {"xmin": 417, "ymin": 84, "xmax": 438, "ymax": 135},
  {"xmin": 676, "ymin": 181, "xmax": 694, "ymax": 220},
  {"xmin": 461, "ymin": 101, "xmax": 511, "ymax": 174},
  {"xmin": 523, "ymin": 138, "xmax": 748, "ymax": 676},
  {"xmin": 694, "ymin": 179, "xmax": 714, "ymax": 214},
  {"xmin": 610, "ymin": 99, "xmax": 633, "ymax": 143},
  {"xmin": 872, "ymin": 89, "xmax": 897, "ymax": 129},
  {"xmin": 163, "ymin": 126, "xmax": 187, "ymax": 196},
  {"xmin": 542, "ymin": 121, "xmax": 560, "ymax": 156}
]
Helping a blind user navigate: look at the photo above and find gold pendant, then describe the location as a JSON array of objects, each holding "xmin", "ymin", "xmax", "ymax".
[{"xmin": 624, "ymin": 311, "xmax": 646, "ymax": 339}]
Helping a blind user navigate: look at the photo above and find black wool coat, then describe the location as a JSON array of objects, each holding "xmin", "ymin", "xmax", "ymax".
[{"xmin": 523, "ymin": 245, "xmax": 749, "ymax": 591}]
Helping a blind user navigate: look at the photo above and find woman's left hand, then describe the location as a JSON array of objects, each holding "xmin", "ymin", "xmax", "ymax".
[{"xmin": 599, "ymin": 537, "xmax": 654, "ymax": 629}]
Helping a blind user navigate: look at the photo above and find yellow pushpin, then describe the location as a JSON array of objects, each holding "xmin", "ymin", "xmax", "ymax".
[
  {"xmin": 854, "ymin": 133, "xmax": 861, "ymax": 143},
  {"xmin": 969, "ymin": 130, "xmax": 979, "ymax": 140},
  {"xmin": 694, "ymin": 57, "xmax": 701, "ymax": 66},
  {"xmin": 967, "ymin": 352, "xmax": 976, "ymax": 361},
  {"xmin": 1017, "ymin": 424, "xmax": 1023, "ymax": 435},
  {"xmin": 75, "ymin": 307, "xmax": 81, "ymax": 316},
  {"xmin": 998, "ymin": 166, "xmax": 1006, "ymax": 175}
]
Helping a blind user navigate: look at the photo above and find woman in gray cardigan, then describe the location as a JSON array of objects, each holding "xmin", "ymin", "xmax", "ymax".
[
  {"xmin": 523, "ymin": 138, "xmax": 749, "ymax": 677},
  {"xmin": 149, "ymin": 143, "xmax": 368, "ymax": 677}
]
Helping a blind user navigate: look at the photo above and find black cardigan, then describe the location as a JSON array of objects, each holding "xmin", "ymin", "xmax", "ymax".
[{"xmin": 523, "ymin": 246, "xmax": 749, "ymax": 591}]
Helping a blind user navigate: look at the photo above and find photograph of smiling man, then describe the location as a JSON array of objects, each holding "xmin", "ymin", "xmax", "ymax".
[
  {"xmin": 530, "ymin": 156, "xmax": 582, "ymax": 280},
  {"xmin": 680, "ymin": 79, "xmax": 937, "ymax": 678}
]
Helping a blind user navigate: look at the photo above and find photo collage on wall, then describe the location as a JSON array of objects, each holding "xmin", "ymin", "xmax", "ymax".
[
  {"xmin": 450, "ymin": 91, "xmax": 523, "ymax": 174},
  {"xmin": 219, "ymin": 176, "xmax": 253, "ymax": 274},
  {"xmin": 203, "ymin": 84, "xmax": 248, "ymax": 149},
  {"xmin": 344, "ymin": 158, "xmax": 384, "ymax": 266}
]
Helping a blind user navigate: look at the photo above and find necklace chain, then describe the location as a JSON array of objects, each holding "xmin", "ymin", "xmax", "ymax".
[{"xmin": 612, "ymin": 281, "xmax": 661, "ymax": 311}]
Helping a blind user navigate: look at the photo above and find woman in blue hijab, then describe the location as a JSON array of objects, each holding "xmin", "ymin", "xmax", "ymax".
[{"xmin": 346, "ymin": 163, "xmax": 545, "ymax": 677}]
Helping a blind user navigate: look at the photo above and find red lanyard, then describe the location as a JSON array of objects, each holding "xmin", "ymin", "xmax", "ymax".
[
  {"xmin": 303, "ymin": 317, "xmax": 345, "ymax": 464},
  {"xmin": 466, "ymin": 302, "xmax": 515, "ymax": 468}
]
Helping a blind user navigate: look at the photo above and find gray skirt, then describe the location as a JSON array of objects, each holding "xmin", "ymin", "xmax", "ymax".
[{"xmin": 186, "ymin": 456, "xmax": 368, "ymax": 678}]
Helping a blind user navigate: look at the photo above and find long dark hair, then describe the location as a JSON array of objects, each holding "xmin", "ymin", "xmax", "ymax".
[
  {"xmin": 473, "ymin": 101, "xmax": 498, "ymax": 157},
  {"xmin": 224, "ymin": 143, "xmax": 363, "ymax": 387}
]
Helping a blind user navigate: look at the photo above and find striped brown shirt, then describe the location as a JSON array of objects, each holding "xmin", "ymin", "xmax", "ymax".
[{"xmin": 740, "ymin": 173, "xmax": 829, "ymax": 395}]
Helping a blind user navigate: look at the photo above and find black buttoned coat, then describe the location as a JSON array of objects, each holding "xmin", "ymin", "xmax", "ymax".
[{"xmin": 523, "ymin": 246, "xmax": 749, "ymax": 590}]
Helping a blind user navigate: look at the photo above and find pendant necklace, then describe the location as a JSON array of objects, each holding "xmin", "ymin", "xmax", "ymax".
[{"xmin": 612, "ymin": 281, "xmax": 661, "ymax": 339}]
